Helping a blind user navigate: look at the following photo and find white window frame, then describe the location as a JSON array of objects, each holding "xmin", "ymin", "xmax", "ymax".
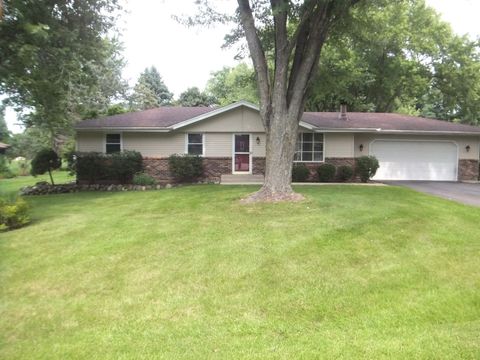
[
  {"xmin": 104, "ymin": 133, "xmax": 122, "ymax": 154},
  {"xmin": 185, "ymin": 133, "xmax": 205, "ymax": 156},
  {"xmin": 294, "ymin": 132, "xmax": 325, "ymax": 163}
]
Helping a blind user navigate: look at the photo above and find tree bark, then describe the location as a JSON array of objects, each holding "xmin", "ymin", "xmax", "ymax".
[{"xmin": 236, "ymin": 0, "xmax": 360, "ymax": 202}]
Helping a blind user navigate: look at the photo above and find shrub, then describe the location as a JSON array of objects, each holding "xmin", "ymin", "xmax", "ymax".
[
  {"xmin": 30, "ymin": 148, "xmax": 62, "ymax": 184},
  {"xmin": 337, "ymin": 165, "xmax": 354, "ymax": 182},
  {"xmin": 168, "ymin": 154, "xmax": 203, "ymax": 182},
  {"xmin": 292, "ymin": 163, "xmax": 310, "ymax": 182},
  {"xmin": 0, "ymin": 155, "xmax": 15, "ymax": 178},
  {"xmin": 317, "ymin": 163, "xmax": 336, "ymax": 182},
  {"xmin": 109, "ymin": 151, "xmax": 144, "ymax": 184},
  {"xmin": 75, "ymin": 151, "xmax": 143, "ymax": 184},
  {"xmin": 356, "ymin": 156, "xmax": 380, "ymax": 183},
  {"xmin": 75, "ymin": 152, "xmax": 108, "ymax": 184},
  {"xmin": 133, "ymin": 173, "xmax": 157, "ymax": 186},
  {"xmin": 0, "ymin": 197, "xmax": 30, "ymax": 231}
]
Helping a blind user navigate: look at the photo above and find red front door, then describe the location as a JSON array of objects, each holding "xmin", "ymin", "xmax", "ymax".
[{"xmin": 234, "ymin": 134, "xmax": 250, "ymax": 173}]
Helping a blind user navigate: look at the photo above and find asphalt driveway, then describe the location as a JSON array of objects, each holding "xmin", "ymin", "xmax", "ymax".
[{"xmin": 388, "ymin": 181, "xmax": 480, "ymax": 207}]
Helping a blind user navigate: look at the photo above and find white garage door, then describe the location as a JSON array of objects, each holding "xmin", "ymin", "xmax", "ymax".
[{"xmin": 370, "ymin": 140, "xmax": 458, "ymax": 181}]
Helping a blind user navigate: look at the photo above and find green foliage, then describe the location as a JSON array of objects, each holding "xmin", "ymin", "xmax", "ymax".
[
  {"xmin": 133, "ymin": 173, "xmax": 157, "ymax": 186},
  {"xmin": 75, "ymin": 151, "xmax": 143, "ymax": 184},
  {"xmin": 4, "ymin": 128, "xmax": 51, "ymax": 160},
  {"xmin": 317, "ymin": 164, "xmax": 336, "ymax": 182},
  {"xmin": 206, "ymin": 63, "xmax": 258, "ymax": 105},
  {"xmin": 109, "ymin": 151, "xmax": 144, "ymax": 184},
  {"xmin": 336, "ymin": 165, "xmax": 354, "ymax": 182},
  {"xmin": 0, "ymin": 0, "xmax": 126, "ymax": 137},
  {"xmin": 291, "ymin": 163, "xmax": 310, "ymax": 182},
  {"xmin": 0, "ymin": 155, "xmax": 15, "ymax": 179},
  {"xmin": 0, "ymin": 196, "xmax": 30, "ymax": 231},
  {"xmin": 168, "ymin": 154, "xmax": 203, "ymax": 182},
  {"xmin": 177, "ymin": 87, "xmax": 216, "ymax": 107},
  {"xmin": 130, "ymin": 66, "xmax": 173, "ymax": 111},
  {"xmin": 305, "ymin": 0, "xmax": 480, "ymax": 124},
  {"xmin": 30, "ymin": 149, "xmax": 62, "ymax": 184},
  {"xmin": 356, "ymin": 156, "xmax": 380, "ymax": 183},
  {"xmin": 0, "ymin": 104, "xmax": 10, "ymax": 143}
]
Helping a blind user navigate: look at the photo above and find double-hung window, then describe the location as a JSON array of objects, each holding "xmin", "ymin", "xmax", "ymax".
[
  {"xmin": 294, "ymin": 133, "xmax": 324, "ymax": 162},
  {"xmin": 186, "ymin": 133, "xmax": 204, "ymax": 156},
  {"xmin": 105, "ymin": 134, "xmax": 121, "ymax": 154}
]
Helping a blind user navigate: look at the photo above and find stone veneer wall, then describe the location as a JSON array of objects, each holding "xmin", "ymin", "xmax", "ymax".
[
  {"xmin": 143, "ymin": 157, "xmax": 357, "ymax": 183},
  {"xmin": 458, "ymin": 159, "xmax": 479, "ymax": 181}
]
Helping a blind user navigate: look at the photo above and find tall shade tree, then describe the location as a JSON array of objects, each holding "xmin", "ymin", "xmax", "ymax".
[
  {"xmin": 0, "ymin": 104, "xmax": 10, "ymax": 143},
  {"xmin": 177, "ymin": 87, "xmax": 216, "ymax": 107},
  {"xmin": 129, "ymin": 66, "xmax": 173, "ymax": 110},
  {"xmin": 206, "ymin": 63, "xmax": 259, "ymax": 105},
  {"xmin": 192, "ymin": 0, "xmax": 361, "ymax": 201},
  {"xmin": 0, "ymin": 0, "xmax": 124, "ymax": 143}
]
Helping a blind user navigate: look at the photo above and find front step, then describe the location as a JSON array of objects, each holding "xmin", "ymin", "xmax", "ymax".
[{"xmin": 220, "ymin": 174, "xmax": 264, "ymax": 185}]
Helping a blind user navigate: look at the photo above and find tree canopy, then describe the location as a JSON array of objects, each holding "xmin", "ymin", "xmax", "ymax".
[
  {"xmin": 177, "ymin": 87, "xmax": 216, "ymax": 107},
  {"xmin": 130, "ymin": 66, "xmax": 173, "ymax": 110},
  {"xmin": 206, "ymin": 63, "xmax": 259, "ymax": 105},
  {"xmin": 0, "ymin": 0, "xmax": 126, "ymax": 140}
]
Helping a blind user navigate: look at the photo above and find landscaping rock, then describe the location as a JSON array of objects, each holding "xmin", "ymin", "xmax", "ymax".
[{"xmin": 19, "ymin": 182, "xmax": 177, "ymax": 196}]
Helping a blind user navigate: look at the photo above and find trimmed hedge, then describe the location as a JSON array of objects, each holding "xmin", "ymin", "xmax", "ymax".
[
  {"xmin": 292, "ymin": 163, "xmax": 310, "ymax": 182},
  {"xmin": 168, "ymin": 154, "xmax": 203, "ymax": 182},
  {"xmin": 336, "ymin": 165, "xmax": 354, "ymax": 182},
  {"xmin": 317, "ymin": 163, "xmax": 336, "ymax": 182},
  {"xmin": 74, "ymin": 151, "xmax": 143, "ymax": 184},
  {"xmin": 356, "ymin": 156, "xmax": 380, "ymax": 183}
]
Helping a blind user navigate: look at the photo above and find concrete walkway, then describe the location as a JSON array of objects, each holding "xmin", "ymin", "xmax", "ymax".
[{"xmin": 388, "ymin": 181, "xmax": 480, "ymax": 207}]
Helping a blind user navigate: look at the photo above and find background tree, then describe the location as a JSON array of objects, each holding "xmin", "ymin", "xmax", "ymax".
[
  {"xmin": 0, "ymin": 104, "xmax": 10, "ymax": 143},
  {"xmin": 206, "ymin": 63, "xmax": 258, "ymax": 105},
  {"xmin": 191, "ymin": 0, "xmax": 362, "ymax": 201},
  {"xmin": 0, "ymin": 0, "xmax": 125, "ymax": 145},
  {"xmin": 129, "ymin": 67, "xmax": 173, "ymax": 110},
  {"xmin": 177, "ymin": 87, "xmax": 216, "ymax": 107}
]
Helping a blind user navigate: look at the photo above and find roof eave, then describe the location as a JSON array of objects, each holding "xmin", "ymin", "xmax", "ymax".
[
  {"xmin": 75, "ymin": 127, "xmax": 171, "ymax": 132},
  {"xmin": 311, "ymin": 128, "xmax": 480, "ymax": 135}
]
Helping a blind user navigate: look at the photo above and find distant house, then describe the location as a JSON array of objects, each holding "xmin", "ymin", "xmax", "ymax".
[
  {"xmin": 75, "ymin": 101, "xmax": 480, "ymax": 183},
  {"xmin": 0, "ymin": 142, "xmax": 10, "ymax": 155}
]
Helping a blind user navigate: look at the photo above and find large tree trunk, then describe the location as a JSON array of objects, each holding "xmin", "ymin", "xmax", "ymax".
[
  {"xmin": 236, "ymin": 0, "xmax": 359, "ymax": 202},
  {"xmin": 241, "ymin": 107, "xmax": 304, "ymax": 203}
]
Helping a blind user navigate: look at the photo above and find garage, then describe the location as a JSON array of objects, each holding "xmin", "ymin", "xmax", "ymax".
[{"xmin": 370, "ymin": 140, "xmax": 458, "ymax": 181}]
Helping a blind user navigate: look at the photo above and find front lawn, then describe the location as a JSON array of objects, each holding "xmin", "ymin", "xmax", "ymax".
[
  {"xmin": 0, "ymin": 171, "xmax": 74, "ymax": 196},
  {"xmin": 0, "ymin": 183, "xmax": 479, "ymax": 359}
]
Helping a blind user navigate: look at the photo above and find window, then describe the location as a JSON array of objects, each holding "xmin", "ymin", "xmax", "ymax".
[
  {"xmin": 186, "ymin": 133, "xmax": 204, "ymax": 156},
  {"xmin": 106, "ymin": 134, "xmax": 121, "ymax": 154},
  {"xmin": 294, "ymin": 133, "xmax": 324, "ymax": 162}
]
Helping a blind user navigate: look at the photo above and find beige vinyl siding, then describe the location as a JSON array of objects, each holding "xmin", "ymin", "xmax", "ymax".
[
  {"xmin": 76, "ymin": 132, "xmax": 104, "ymax": 152},
  {"xmin": 122, "ymin": 132, "xmax": 184, "ymax": 157},
  {"xmin": 204, "ymin": 133, "xmax": 231, "ymax": 157},
  {"xmin": 325, "ymin": 133, "xmax": 354, "ymax": 158},
  {"xmin": 204, "ymin": 133, "xmax": 266, "ymax": 157},
  {"xmin": 184, "ymin": 107, "xmax": 265, "ymax": 133},
  {"xmin": 354, "ymin": 134, "xmax": 480, "ymax": 160}
]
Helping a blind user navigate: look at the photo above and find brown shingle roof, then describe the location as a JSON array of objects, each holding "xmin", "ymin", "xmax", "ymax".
[
  {"xmin": 75, "ymin": 106, "xmax": 216, "ymax": 129},
  {"xmin": 75, "ymin": 104, "xmax": 480, "ymax": 134},
  {"xmin": 302, "ymin": 112, "xmax": 480, "ymax": 133}
]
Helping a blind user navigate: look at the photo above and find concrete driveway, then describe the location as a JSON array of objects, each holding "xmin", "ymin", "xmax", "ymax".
[{"xmin": 388, "ymin": 181, "xmax": 480, "ymax": 207}]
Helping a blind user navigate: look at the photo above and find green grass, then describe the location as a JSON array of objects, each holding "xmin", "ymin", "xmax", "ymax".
[
  {"xmin": 0, "ymin": 181, "xmax": 479, "ymax": 359},
  {"xmin": 0, "ymin": 171, "xmax": 74, "ymax": 196}
]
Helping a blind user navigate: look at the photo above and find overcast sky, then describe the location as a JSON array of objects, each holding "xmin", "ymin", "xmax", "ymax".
[{"xmin": 5, "ymin": 0, "xmax": 480, "ymax": 133}]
